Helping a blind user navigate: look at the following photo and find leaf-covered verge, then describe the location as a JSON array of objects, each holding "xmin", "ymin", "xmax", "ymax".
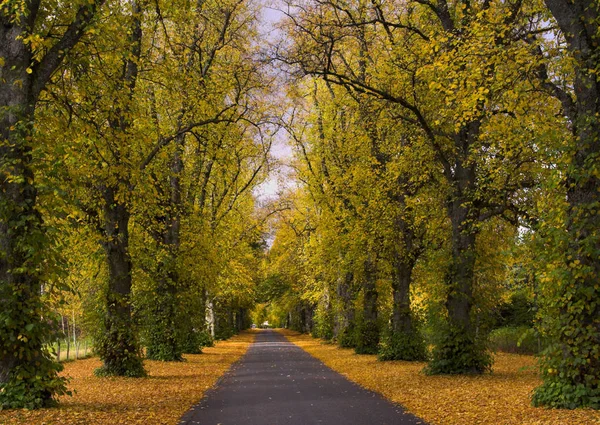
[
  {"xmin": 281, "ymin": 330, "xmax": 600, "ymax": 425},
  {"xmin": 0, "ymin": 331, "xmax": 255, "ymax": 425}
]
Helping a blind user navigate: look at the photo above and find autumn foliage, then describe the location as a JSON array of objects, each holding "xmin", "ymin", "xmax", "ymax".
[{"xmin": 0, "ymin": 332, "xmax": 254, "ymax": 425}]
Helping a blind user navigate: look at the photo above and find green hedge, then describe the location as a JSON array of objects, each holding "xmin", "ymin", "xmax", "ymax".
[{"xmin": 489, "ymin": 326, "xmax": 541, "ymax": 355}]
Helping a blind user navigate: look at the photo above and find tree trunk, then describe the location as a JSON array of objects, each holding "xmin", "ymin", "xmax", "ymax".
[
  {"xmin": 446, "ymin": 192, "xmax": 477, "ymax": 335},
  {"xmin": 206, "ymin": 295, "xmax": 215, "ymax": 338},
  {"xmin": 0, "ymin": 14, "xmax": 48, "ymax": 401},
  {"xmin": 236, "ymin": 308, "xmax": 245, "ymax": 332},
  {"xmin": 297, "ymin": 304, "xmax": 306, "ymax": 333},
  {"xmin": 1, "ymin": 2, "xmax": 105, "ymax": 406},
  {"xmin": 534, "ymin": 0, "xmax": 600, "ymax": 408},
  {"xmin": 391, "ymin": 257, "xmax": 415, "ymax": 335},
  {"xmin": 356, "ymin": 257, "xmax": 379, "ymax": 354},
  {"xmin": 428, "ymin": 154, "xmax": 490, "ymax": 374},
  {"xmin": 304, "ymin": 304, "xmax": 314, "ymax": 334},
  {"xmin": 391, "ymin": 211, "xmax": 418, "ymax": 337},
  {"xmin": 96, "ymin": 186, "xmax": 145, "ymax": 376},
  {"xmin": 362, "ymin": 279, "xmax": 378, "ymax": 327},
  {"xmin": 227, "ymin": 305, "xmax": 235, "ymax": 335},
  {"xmin": 335, "ymin": 270, "xmax": 356, "ymax": 347},
  {"xmin": 559, "ymin": 10, "xmax": 600, "ymax": 407},
  {"xmin": 147, "ymin": 135, "xmax": 184, "ymax": 361},
  {"xmin": 72, "ymin": 310, "xmax": 76, "ymax": 347},
  {"xmin": 92, "ymin": 0, "xmax": 146, "ymax": 377}
]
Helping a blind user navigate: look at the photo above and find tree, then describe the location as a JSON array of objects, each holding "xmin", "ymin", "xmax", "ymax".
[
  {"xmin": 0, "ymin": 0, "xmax": 105, "ymax": 407},
  {"xmin": 532, "ymin": 0, "xmax": 600, "ymax": 409},
  {"xmin": 45, "ymin": 0, "xmax": 148, "ymax": 377}
]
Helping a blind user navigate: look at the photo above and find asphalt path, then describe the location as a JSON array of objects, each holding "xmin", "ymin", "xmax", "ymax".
[{"xmin": 179, "ymin": 329, "xmax": 427, "ymax": 425}]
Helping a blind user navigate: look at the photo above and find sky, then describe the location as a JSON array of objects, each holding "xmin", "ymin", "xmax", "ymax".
[{"xmin": 252, "ymin": 2, "xmax": 295, "ymax": 203}]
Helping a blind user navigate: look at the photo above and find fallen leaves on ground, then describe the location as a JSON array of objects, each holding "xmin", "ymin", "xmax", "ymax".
[
  {"xmin": 0, "ymin": 331, "xmax": 256, "ymax": 425},
  {"xmin": 280, "ymin": 330, "xmax": 600, "ymax": 425}
]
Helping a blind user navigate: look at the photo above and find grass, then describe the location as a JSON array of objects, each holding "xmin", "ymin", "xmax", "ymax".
[
  {"xmin": 52, "ymin": 338, "xmax": 94, "ymax": 362},
  {"xmin": 280, "ymin": 329, "xmax": 600, "ymax": 425},
  {"xmin": 0, "ymin": 330, "xmax": 256, "ymax": 425}
]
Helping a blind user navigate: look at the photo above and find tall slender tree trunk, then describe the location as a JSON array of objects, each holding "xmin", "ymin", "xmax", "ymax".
[
  {"xmin": 387, "ymin": 245, "xmax": 425, "ymax": 364},
  {"xmin": 65, "ymin": 321, "xmax": 71, "ymax": 361},
  {"xmin": 147, "ymin": 136, "xmax": 184, "ymax": 361},
  {"xmin": 228, "ymin": 306, "xmax": 235, "ymax": 335},
  {"xmin": 93, "ymin": 0, "xmax": 146, "ymax": 377},
  {"xmin": 96, "ymin": 185, "xmax": 145, "ymax": 376},
  {"xmin": 0, "ymin": 13, "xmax": 55, "ymax": 408},
  {"xmin": 1, "ymin": 2, "xmax": 106, "ymax": 403},
  {"xmin": 297, "ymin": 304, "xmax": 306, "ymax": 333},
  {"xmin": 391, "ymin": 258, "xmax": 414, "ymax": 335},
  {"xmin": 206, "ymin": 294, "xmax": 215, "ymax": 338},
  {"xmin": 446, "ymin": 166, "xmax": 477, "ymax": 335},
  {"xmin": 428, "ymin": 153, "xmax": 490, "ymax": 374},
  {"xmin": 72, "ymin": 310, "xmax": 76, "ymax": 346},
  {"xmin": 235, "ymin": 308, "xmax": 243, "ymax": 332},
  {"xmin": 389, "ymin": 204, "xmax": 423, "ymax": 358},
  {"xmin": 305, "ymin": 304, "xmax": 314, "ymax": 333}
]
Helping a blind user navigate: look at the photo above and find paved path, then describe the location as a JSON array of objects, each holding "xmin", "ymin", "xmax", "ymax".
[{"xmin": 180, "ymin": 330, "xmax": 426, "ymax": 425}]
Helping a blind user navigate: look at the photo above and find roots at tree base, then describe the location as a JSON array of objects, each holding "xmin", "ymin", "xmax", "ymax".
[{"xmin": 94, "ymin": 322, "xmax": 146, "ymax": 377}]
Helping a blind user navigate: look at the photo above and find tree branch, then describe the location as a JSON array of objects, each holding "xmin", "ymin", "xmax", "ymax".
[{"xmin": 32, "ymin": 0, "xmax": 107, "ymax": 101}]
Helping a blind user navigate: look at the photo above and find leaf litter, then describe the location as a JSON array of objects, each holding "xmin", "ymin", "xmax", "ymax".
[
  {"xmin": 281, "ymin": 330, "xmax": 600, "ymax": 425},
  {"xmin": 0, "ymin": 331, "xmax": 255, "ymax": 425}
]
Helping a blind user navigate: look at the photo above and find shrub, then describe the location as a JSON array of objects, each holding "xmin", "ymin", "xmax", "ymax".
[
  {"xmin": 425, "ymin": 325, "xmax": 492, "ymax": 375},
  {"xmin": 489, "ymin": 326, "xmax": 541, "ymax": 355},
  {"xmin": 355, "ymin": 320, "xmax": 379, "ymax": 355},
  {"xmin": 180, "ymin": 329, "xmax": 214, "ymax": 354},
  {"xmin": 337, "ymin": 323, "xmax": 356, "ymax": 348},
  {"xmin": 379, "ymin": 327, "xmax": 428, "ymax": 361},
  {"xmin": 312, "ymin": 306, "xmax": 334, "ymax": 340}
]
